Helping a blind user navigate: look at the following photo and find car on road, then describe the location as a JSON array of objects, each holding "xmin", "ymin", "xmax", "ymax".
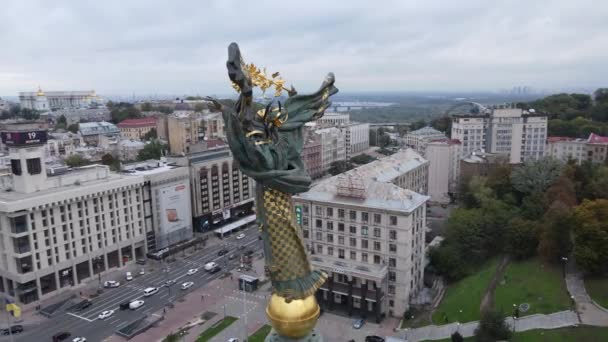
[
  {"xmin": 126, "ymin": 272, "xmax": 133, "ymax": 281},
  {"xmin": 204, "ymin": 262, "xmax": 218, "ymax": 271},
  {"xmin": 78, "ymin": 300, "xmax": 92, "ymax": 311},
  {"xmin": 136, "ymin": 258, "xmax": 147, "ymax": 265},
  {"xmin": 103, "ymin": 280, "xmax": 120, "ymax": 288},
  {"xmin": 353, "ymin": 318, "xmax": 365, "ymax": 329},
  {"xmin": 72, "ymin": 338, "xmax": 87, "ymax": 342},
  {"xmin": 1, "ymin": 325, "xmax": 23, "ymax": 335},
  {"xmin": 209, "ymin": 266, "xmax": 222, "ymax": 274},
  {"xmin": 187, "ymin": 268, "xmax": 198, "ymax": 275},
  {"xmin": 181, "ymin": 281, "xmax": 194, "ymax": 290},
  {"xmin": 52, "ymin": 331, "xmax": 71, "ymax": 342},
  {"xmin": 227, "ymin": 339, "xmax": 239, "ymax": 342},
  {"xmin": 218, "ymin": 249, "xmax": 229, "ymax": 256},
  {"xmin": 119, "ymin": 301, "xmax": 131, "ymax": 310},
  {"xmin": 129, "ymin": 300, "xmax": 145, "ymax": 310},
  {"xmin": 143, "ymin": 287, "xmax": 159, "ymax": 296},
  {"xmin": 236, "ymin": 233, "xmax": 245, "ymax": 240},
  {"xmin": 98, "ymin": 310, "xmax": 114, "ymax": 319},
  {"xmin": 139, "ymin": 268, "xmax": 145, "ymax": 275},
  {"xmin": 164, "ymin": 280, "xmax": 176, "ymax": 286},
  {"xmin": 228, "ymin": 254, "xmax": 237, "ymax": 260},
  {"xmin": 244, "ymin": 250, "xmax": 254, "ymax": 257},
  {"xmin": 365, "ymin": 336, "xmax": 385, "ymax": 342}
]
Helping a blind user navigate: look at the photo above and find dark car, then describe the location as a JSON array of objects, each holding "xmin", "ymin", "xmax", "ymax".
[
  {"xmin": 218, "ymin": 249, "xmax": 229, "ymax": 256},
  {"xmin": 2, "ymin": 325, "xmax": 23, "ymax": 335},
  {"xmin": 80, "ymin": 300, "xmax": 92, "ymax": 310},
  {"xmin": 244, "ymin": 250, "xmax": 254, "ymax": 257},
  {"xmin": 365, "ymin": 336, "xmax": 385, "ymax": 342},
  {"xmin": 52, "ymin": 331, "xmax": 71, "ymax": 341},
  {"xmin": 119, "ymin": 301, "xmax": 131, "ymax": 310},
  {"xmin": 136, "ymin": 258, "xmax": 147, "ymax": 265}
]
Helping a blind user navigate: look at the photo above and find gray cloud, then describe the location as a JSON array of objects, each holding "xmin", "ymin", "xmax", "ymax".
[{"xmin": 1, "ymin": 0, "xmax": 607, "ymax": 96}]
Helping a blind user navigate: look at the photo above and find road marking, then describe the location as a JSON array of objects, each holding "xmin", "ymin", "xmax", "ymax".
[
  {"xmin": 109, "ymin": 318, "xmax": 121, "ymax": 324},
  {"xmin": 116, "ymin": 321, "xmax": 130, "ymax": 328},
  {"xmin": 67, "ymin": 312, "xmax": 96, "ymax": 322}
]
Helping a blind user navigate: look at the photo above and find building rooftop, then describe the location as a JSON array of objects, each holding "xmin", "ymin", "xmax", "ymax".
[
  {"xmin": 350, "ymin": 149, "xmax": 428, "ymax": 183},
  {"xmin": 117, "ymin": 117, "xmax": 157, "ymax": 128},
  {"xmin": 427, "ymin": 138, "xmax": 461, "ymax": 146},
  {"xmin": 79, "ymin": 121, "xmax": 119, "ymax": 136},
  {"xmin": 408, "ymin": 126, "xmax": 445, "ymax": 136},
  {"xmin": 588, "ymin": 133, "xmax": 608, "ymax": 144}
]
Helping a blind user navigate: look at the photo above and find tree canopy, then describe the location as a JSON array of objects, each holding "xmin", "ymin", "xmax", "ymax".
[
  {"xmin": 137, "ymin": 140, "xmax": 166, "ymax": 161},
  {"xmin": 573, "ymin": 199, "xmax": 608, "ymax": 275},
  {"xmin": 64, "ymin": 154, "xmax": 90, "ymax": 168}
]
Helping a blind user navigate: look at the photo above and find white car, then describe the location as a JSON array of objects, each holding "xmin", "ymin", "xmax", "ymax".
[
  {"xmin": 143, "ymin": 287, "xmax": 159, "ymax": 297},
  {"xmin": 204, "ymin": 262, "xmax": 218, "ymax": 271},
  {"xmin": 139, "ymin": 268, "xmax": 145, "ymax": 275},
  {"xmin": 227, "ymin": 339, "xmax": 239, "ymax": 342},
  {"xmin": 125, "ymin": 272, "xmax": 133, "ymax": 281},
  {"xmin": 129, "ymin": 300, "xmax": 145, "ymax": 310},
  {"xmin": 181, "ymin": 281, "xmax": 194, "ymax": 290},
  {"xmin": 236, "ymin": 233, "xmax": 245, "ymax": 240},
  {"xmin": 98, "ymin": 310, "xmax": 114, "ymax": 319},
  {"xmin": 103, "ymin": 280, "xmax": 120, "ymax": 288},
  {"xmin": 186, "ymin": 268, "xmax": 198, "ymax": 276},
  {"xmin": 72, "ymin": 338, "xmax": 87, "ymax": 342}
]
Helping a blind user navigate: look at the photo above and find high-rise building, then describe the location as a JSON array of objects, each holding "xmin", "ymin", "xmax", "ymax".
[
  {"xmin": 426, "ymin": 139, "xmax": 461, "ymax": 203},
  {"xmin": 19, "ymin": 88, "xmax": 103, "ymax": 110},
  {"xmin": 167, "ymin": 112, "xmax": 202, "ymax": 155},
  {"xmin": 451, "ymin": 106, "xmax": 547, "ymax": 163},
  {"xmin": 316, "ymin": 127, "xmax": 346, "ymax": 175},
  {"xmin": 294, "ymin": 150, "xmax": 429, "ymax": 320}
]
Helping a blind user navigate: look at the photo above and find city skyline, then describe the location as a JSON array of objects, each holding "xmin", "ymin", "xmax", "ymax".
[{"xmin": 1, "ymin": 0, "xmax": 607, "ymax": 96}]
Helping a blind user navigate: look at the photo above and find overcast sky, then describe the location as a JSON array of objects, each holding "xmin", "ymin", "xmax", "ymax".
[{"xmin": 1, "ymin": 0, "xmax": 607, "ymax": 97}]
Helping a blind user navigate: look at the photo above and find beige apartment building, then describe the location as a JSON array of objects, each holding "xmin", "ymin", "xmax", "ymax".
[{"xmin": 168, "ymin": 112, "xmax": 201, "ymax": 155}]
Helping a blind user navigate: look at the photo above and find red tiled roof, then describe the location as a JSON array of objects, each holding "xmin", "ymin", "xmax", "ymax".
[
  {"xmin": 117, "ymin": 117, "xmax": 157, "ymax": 128},
  {"xmin": 547, "ymin": 136, "xmax": 574, "ymax": 143},
  {"xmin": 587, "ymin": 133, "xmax": 608, "ymax": 144}
]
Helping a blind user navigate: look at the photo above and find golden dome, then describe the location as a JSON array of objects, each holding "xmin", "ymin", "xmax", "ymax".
[
  {"xmin": 266, "ymin": 293, "xmax": 320, "ymax": 338},
  {"xmin": 36, "ymin": 86, "xmax": 45, "ymax": 96}
]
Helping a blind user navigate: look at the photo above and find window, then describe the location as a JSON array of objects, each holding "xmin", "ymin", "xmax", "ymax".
[
  {"xmin": 349, "ymin": 210, "xmax": 357, "ymax": 221},
  {"xmin": 338, "ymin": 249, "xmax": 345, "ymax": 259},
  {"xmin": 389, "ymin": 230, "xmax": 397, "ymax": 240},
  {"xmin": 389, "ymin": 300, "xmax": 394, "ymax": 308},
  {"xmin": 338, "ymin": 209, "xmax": 345, "ymax": 218},
  {"xmin": 350, "ymin": 251, "xmax": 356, "ymax": 260},
  {"xmin": 362, "ymin": 253, "xmax": 368, "ymax": 262},
  {"xmin": 389, "ymin": 258, "xmax": 396, "ymax": 267},
  {"xmin": 338, "ymin": 223, "xmax": 345, "ymax": 232},
  {"xmin": 389, "ymin": 271, "xmax": 396, "ymax": 282},
  {"xmin": 327, "ymin": 221, "xmax": 333, "ymax": 230},
  {"xmin": 303, "ymin": 230, "xmax": 309, "ymax": 239},
  {"xmin": 10, "ymin": 159, "xmax": 22, "ymax": 175},
  {"xmin": 374, "ymin": 241, "xmax": 381, "ymax": 251},
  {"xmin": 374, "ymin": 213, "xmax": 381, "ymax": 224},
  {"xmin": 338, "ymin": 236, "xmax": 344, "ymax": 245},
  {"xmin": 303, "ymin": 217, "xmax": 309, "ymax": 226},
  {"xmin": 327, "ymin": 247, "xmax": 334, "ymax": 256},
  {"xmin": 350, "ymin": 237, "xmax": 356, "ymax": 247},
  {"xmin": 361, "ymin": 212, "xmax": 369, "ymax": 222},
  {"xmin": 316, "ymin": 219, "xmax": 322, "ymax": 228},
  {"xmin": 326, "ymin": 207, "xmax": 333, "ymax": 217},
  {"xmin": 373, "ymin": 228, "xmax": 381, "ymax": 238},
  {"xmin": 316, "ymin": 245, "xmax": 323, "ymax": 254},
  {"xmin": 327, "ymin": 234, "xmax": 334, "ymax": 243},
  {"xmin": 349, "ymin": 226, "xmax": 356, "ymax": 234},
  {"xmin": 374, "ymin": 255, "xmax": 381, "ymax": 264},
  {"xmin": 388, "ymin": 285, "xmax": 395, "ymax": 294},
  {"xmin": 389, "ymin": 244, "xmax": 397, "ymax": 253},
  {"xmin": 315, "ymin": 206, "xmax": 322, "ymax": 216},
  {"xmin": 361, "ymin": 239, "xmax": 368, "ymax": 249},
  {"xmin": 26, "ymin": 158, "xmax": 42, "ymax": 175},
  {"xmin": 302, "ymin": 204, "xmax": 309, "ymax": 214},
  {"xmin": 361, "ymin": 226, "xmax": 368, "ymax": 236},
  {"xmin": 316, "ymin": 232, "xmax": 322, "ymax": 241},
  {"xmin": 390, "ymin": 216, "xmax": 398, "ymax": 226}
]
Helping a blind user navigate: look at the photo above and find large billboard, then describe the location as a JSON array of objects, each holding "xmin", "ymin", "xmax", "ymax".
[
  {"xmin": 158, "ymin": 182, "xmax": 191, "ymax": 239},
  {"xmin": 1, "ymin": 130, "xmax": 48, "ymax": 146}
]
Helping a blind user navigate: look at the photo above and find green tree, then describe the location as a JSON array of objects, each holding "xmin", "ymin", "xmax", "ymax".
[
  {"xmin": 110, "ymin": 103, "xmax": 142, "ymax": 123},
  {"xmin": 511, "ymin": 158, "xmax": 562, "ymax": 195},
  {"xmin": 141, "ymin": 102, "xmax": 153, "ymax": 112},
  {"xmin": 430, "ymin": 116, "xmax": 452, "ymax": 135},
  {"xmin": 67, "ymin": 123, "xmax": 79, "ymax": 134},
  {"xmin": 142, "ymin": 128, "xmax": 158, "ymax": 141},
  {"xmin": 350, "ymin": 154, "xmax": 376, "ymax": 165},
  {"xmin": 101, "ymin": 153, "xmax": 114, "ymax": 166},
  {"xmin": 450, "ymin": 331, "xmax": 464, "ymax": 342},
  {"xmin": 137, "ymin": 140, "xmax": 166, "ymax": 161},
  {"xmin": 428, "ymin": 243, "xmax": 468, "ymax": 281},
  {"xmin": 538, "ymin": 202, "xmax": 574, "ymax": 263},
  {"xmin": 194, "ymin": 103, "xmax": 206, "ymax": 112},
  {"xmin": 573, "ymin": 199, "xmax": 608, "ymax": 275},
  {"xmin": 586, "ymin": 166, "xmax": 608, "ymax": 199},
  {"xmin": 506, "ymin": 218, "xmax": 539, "ymax": 260},
  {"xmin": 20, "ymin": 108, "xmax": 40, "ymax": 120},
  {"xmin": 593, "ymin": 88, "xmax": 608, "ymax": 104},
  {"xmin": 158, "ymin": 106, "xmax": 173, "ymax": 114},
  {"xmin": 410, "ymin": 119, "xmax": 427, "ymax": 130},
  {"xmin": 474, "ymin": 310, "xmax": 511, "ymax": 342},
  {"xmin": 378, "ymin": 133, "xmax": 391, "ymax": 148},
  {"xmin": 328, "ymin": 160, "xmax": 353, "ymax": 176},
  {"xmin": 64, "ymin": 154, "xmax": 90, "ymax": 168}
]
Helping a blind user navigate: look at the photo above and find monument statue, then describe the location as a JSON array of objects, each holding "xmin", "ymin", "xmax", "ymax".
[{"xmin": 209, "ymin": 43, "xmax": 338, "ymax": 341}]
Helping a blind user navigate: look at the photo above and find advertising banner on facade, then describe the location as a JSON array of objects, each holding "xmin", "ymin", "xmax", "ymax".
[{"xmin": 158, "ymin": 182, "xmax": 190, "ymax": 237}]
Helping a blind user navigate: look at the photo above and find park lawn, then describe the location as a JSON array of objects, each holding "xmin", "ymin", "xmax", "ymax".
[
  {"xmin": 426, "ymin": 325, "xmax": 608, "ymax": 341},
  {"xmin": 586, "ymin": 276, "xmax": 608, "ymax": 309},
  {"xmin": 196, "ymin": 316, "xmax": 238, "ymax": 342},
  {"xmin": 431, "ymin": 258, "xmax": 499, "ymax": 324},
  {"xmin": 249, "ymin": 324, "xmax": 272, "ymax": 342},
  {"xmin": 494, "ymin": 257, "xmax": 571, "ymax": 317}
]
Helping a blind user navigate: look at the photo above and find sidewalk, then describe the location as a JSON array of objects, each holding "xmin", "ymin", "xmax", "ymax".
[
  {"xmin": 565, "ymin": 258, "xmax": 608, "ymax": 327},
  {"xmin": 397, "ymin": 310, "xmax": 579, "ymax": 341}
]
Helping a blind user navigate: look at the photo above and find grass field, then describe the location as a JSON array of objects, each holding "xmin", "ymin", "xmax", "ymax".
[
  {"xmin": 196, "ymin": 316, "xmax": 238, "ymax": 342},
  {"xmin": 431, "ymin": 258, "xmax": 499, "ymax": 324},
  {"xmin": 249, "ymin": 325, "xmax": 272, "ymax": 342},
  {"xmin": 426, "ymin": 326, "xmax": 608, "ymax": 342},
  {"xmin": 494, "ymin": 258, "xmax": 571, "ymax": 317},
  {"xmin": 586, "ymin": 276, "xmax": 608, "ymax": 309}
]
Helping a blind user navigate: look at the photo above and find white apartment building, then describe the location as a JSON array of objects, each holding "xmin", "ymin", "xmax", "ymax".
[
  {"xmin": 403, "ymin": 126, "xmax": 447, "ymax": 156},
  {"xmin": 345, "ymin": 123, "xmax": 370, "ymax": 159},
  {"xmin": 317, "ymin": 127, "xmax": 347, "ymax": 175},
  {"xmin": 294, "ymin": 157, "xmax": 429, "ymax": 320},
  {"xmin": 0, "ymin": 132, "xmax": 148, "ymax": 306},
  {"xmin": 317, "ymin": 112, "xmax": 350, "ymax": 127},
  {"xmin": 451, "ymin": 106, "xmax": 548, "ymax": 163},
  {"xmin": 426, "ymin": 139, "xmax": 461, "ymax": 203},
  {"xmin": 546, "ymin": 133, "xmax": 608, "ymax": 165},
  {"xmin": 19, "ymin": 89, "xmax": 103, "ymax": 110}
]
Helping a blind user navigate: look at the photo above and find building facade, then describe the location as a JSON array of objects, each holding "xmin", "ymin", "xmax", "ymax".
[
  {"xmin": 19, "ymin": 89, "xmax": 103, "ymax": 110},
  {"xmin": 317, "ymin": 127, "xmax": 346, "ymax": 175},
  {"xmin": 167, "ymin": 112, "xmax": 201, "ymax": 155},
  {"xmin": 294, "ymin": 158, "xmax": 429, "ymax": 320},
  {"xmin": 117, "ymin": 117, "xmax": 158, "ymax": 140},
  {"xmin": 426, "ymin": 139, "xmax": 461, "ymax": 203},
  {"xmin": 451, "ymin": 106, "xmax": 548, "ymax": 164},
  {"xmin": 302, "ymin": 129, "xmax": 323, "ymax": 179},
  {"xmin": 200, "ymin": 113, "xmax": 226, "ymax": 140},
  {"xmin": 403, "ymin": 126, "xmax": 447, "ymax": 156},
  {"xmin": 79, "ymin": 121, "xmax": 120, "ymax": 146},
  {"xmin": 546, "ymin": 133, "xmax": 608, "ymax": 165},
  {"xmin": 345, "ymin": 123, "xmax": 370, "ymax": 159}
]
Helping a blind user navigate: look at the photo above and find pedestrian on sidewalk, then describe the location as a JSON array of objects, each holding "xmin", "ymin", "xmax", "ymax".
[{"xmin": 201, "ymin": 295, "xmax": 204, "ymax": 302}]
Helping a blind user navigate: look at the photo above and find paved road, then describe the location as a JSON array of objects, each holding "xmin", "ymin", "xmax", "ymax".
[{"xmin": 6, "ymin": 228, "xmax": 262, "ymax": 342}]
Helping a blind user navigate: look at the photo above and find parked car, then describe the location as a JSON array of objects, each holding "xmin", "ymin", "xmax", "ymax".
[
  {"xmin": 1, "ymin": 325, "xmax": 23, "ymax": 335},
  {"xmin": 353, "ymin": 318, "xmax": 365, "ymax": 329},
  {"xmin": 80, "ymin": 300, "xmax": 92, "ymax": 310},
  {"xmin": 187, "ymin": 268, "xmax": 198, "ymax": 275},
  {"xmin": 164, "ymin": 280, "xmax": 176, "ymax": 287},
  {"xmin": 129, "ymin": 300, "xmax": 145, "ymax": 310},
  {"xmin": 218, "ymin": 249, "xmax": 229, "ymax": 256},
  {"xmin": 181, "ymin": 281, "xmax": 194, "ymax": 290},
  {"xmin": 103, "ymin": 280, "xmax": 120, "ymax": 288},
  {"xmin": 72, "ymin": 338, "xmax": 87, "ymax": 342},
  {"xmin": 98, "ymin": 310, "xmax": 114, "ymax": 319},
  {"xmin": 125, "ymin": 272, "xmax": 133, "ymax": 281},
  {"xmin": 136, "ymin": 258, "xmax": 147, "ymax": 265},
  {"xmin": 52, "ymin": 331, "xmax": 71, "ymax": 342},
  {"xmin": 143, "ymin": 287, "xmax": 159, "ymax": 297},
  {"xmin": 365, "ymin": 336, "xmax": 385, "ymax": 342},
  {"xmin": 236, "ymin": 233, "xmax": 245, "ymax": 240},
  {"xmin": 139, "ymin": 268, "xmax": 145, "ymax": 275}
]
